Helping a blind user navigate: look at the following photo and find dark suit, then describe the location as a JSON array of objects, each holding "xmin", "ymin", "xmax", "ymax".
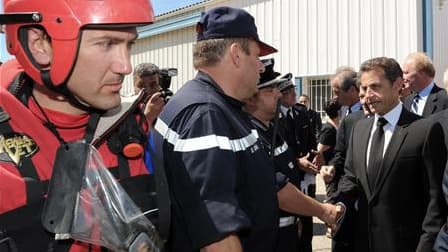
[
  {"xmin": 326, "ymin": 110, "xmax": 366, "ymax": 252},
  {"xmin": 404, "ymin": 84, "xmax": 448, "ymax": 117},
  {"xmin": 429, "ymin": 109, "xmax": 448, "ymax": 155},
  {"xmin": 331, "ymin": 108, "xmax": 447, "ymax": 252},
  {"xmin": 433, "ymin": 110, "xmax": 448, "ymax": 251},
  {"xmin": 434, "ymin": 161, "xmax": 448, "ymax": 251},
  {"xmin": 327, "ymin": 110, "xmax": 366, "ymax": 196}
]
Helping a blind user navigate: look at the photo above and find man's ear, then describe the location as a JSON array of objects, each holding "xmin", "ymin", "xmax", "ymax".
[
  {"xmin": 229, "ymin": 42, "xmax": 241, "ymax": 67},
  {"xmin": 27, "ymin": 28, "xmax": 52, "ymax": 67},
  {"xmin": 393, "ymin": 77, "xmax": 404, "ymax": 92}
]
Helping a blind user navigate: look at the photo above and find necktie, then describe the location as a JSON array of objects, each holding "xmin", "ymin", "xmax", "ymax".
[
  {"xmin": 411, "ymin": 94, "xmax": 420, "ymax": 114},
  {"xmin": 287, "ymin": 108, "xmax": 294, "ymax": 119},
  {"xmin": 367, "ymin": 117, "xmax": 388, "ymax": 190},
  {"xmin": 345, "ymin": 106, "xmax": 352, "ymax": 116}
]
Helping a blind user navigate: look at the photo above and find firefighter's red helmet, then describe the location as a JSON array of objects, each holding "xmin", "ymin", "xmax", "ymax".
[{"xmin": 3, "ymin": 0, "xmax": 154, "ymax": 86}]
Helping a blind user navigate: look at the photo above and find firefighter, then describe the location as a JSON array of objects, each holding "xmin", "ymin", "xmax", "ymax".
[
  {"xmin": 0, "ymin": 0, "xmax": 164, "ymax": 251},
  {"xmin": 153, "ymin": 6, "xmax": 342, "ymax": 252}
]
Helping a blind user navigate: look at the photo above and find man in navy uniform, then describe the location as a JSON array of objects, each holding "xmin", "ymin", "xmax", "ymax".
[{"xmin": 154, "ymin": 7, "xmax": 342, "ymax": 252}]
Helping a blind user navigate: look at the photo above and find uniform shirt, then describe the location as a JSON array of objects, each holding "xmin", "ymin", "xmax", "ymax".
[{"xmin": 156, "ymin": 72, "xmax": 283, "ymax": 252}]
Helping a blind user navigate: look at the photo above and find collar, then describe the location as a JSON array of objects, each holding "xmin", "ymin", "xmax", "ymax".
[
  {"xmin": 280, "ymin": 105, "xmax": 290, "ymax": 115},
  {"xmin": 350, "ymin": 101, "xmax": 362, "ymax": 113},
  {"xmin": 196, "ymin": 71, "xmax": 245, "ymax": 110},
  {"xmin": 249, "ymin": 115, "xmax": 270, "ymax": 132},
  {"xmin": 374, "ymin": 102, "xmax": 402, "ymax": 129},
  {"xmin": 417, "ymin": 81, "xmax": 434, "ymax": 99}
]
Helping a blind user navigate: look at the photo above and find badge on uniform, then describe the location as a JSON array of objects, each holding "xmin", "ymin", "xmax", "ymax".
[{"xmin": 0, "ymin": 133, "xmax": 38, "ymax": 164}]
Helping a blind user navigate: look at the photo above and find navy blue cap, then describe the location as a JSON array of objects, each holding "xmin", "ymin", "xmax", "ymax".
[
  {"xmin": 258, "ymin": 58, "xmax": 285, "ymax": 88},
  {"xmin": 196, "ymin": 6, "xmax": 277, "ymax": 56}
]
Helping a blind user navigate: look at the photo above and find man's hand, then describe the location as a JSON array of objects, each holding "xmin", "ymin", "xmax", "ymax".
[
  {"xmin": 312, "ymin": 149, "xmax": 325, "ymax": 169},
  {"xmin": 320, "ymin": 165, "xmax": 336, "ymax": 184},
  {"xmin": 144, "ymin": 92, "xmax": 165, "ymax": 125},
  {"xmin": 318, "ymin": 203, "xmax": 345, "ymax": 227},
  {"xmin": 297, "ymin": 153, "xmax": 319, "ymax": 175}
]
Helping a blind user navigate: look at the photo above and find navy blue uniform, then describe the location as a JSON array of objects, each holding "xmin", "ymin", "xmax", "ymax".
[
  {"xmin": 250, "ymin": 116, "xmax": 301, "ymax": 252},
  {"xmin": 155, "ymin": 72, "xmax": 284, "ymax": 252}
]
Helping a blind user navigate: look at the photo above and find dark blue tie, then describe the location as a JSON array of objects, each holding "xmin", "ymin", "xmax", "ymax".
[
  {"xmin": 411, "ymin": 94, "xmax": 420, "ymax": 114},
  {"xmin": 367, "ymin": 117, "xmax": 388, "ymax": 190}
]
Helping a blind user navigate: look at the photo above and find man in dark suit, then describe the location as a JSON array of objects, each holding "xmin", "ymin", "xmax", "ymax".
[
  {"xmin": 402, "ymin": 52, "xmax": 448, "ymax": 117},
  {"xmin": 330, "ymin": 57, "xmax": 447, "ymax": 252},
  {"xmin": 321, "ymin": 91, "xmax": 370, "ymax": 252},
  {"xmin": 330, "ymin": 67, "xmax": 362, "ymax": 118}
]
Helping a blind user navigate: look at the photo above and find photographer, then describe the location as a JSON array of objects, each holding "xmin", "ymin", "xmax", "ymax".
[{"xmin": 133, "ymin": 63, "xmax": 166, "ymax": 126}]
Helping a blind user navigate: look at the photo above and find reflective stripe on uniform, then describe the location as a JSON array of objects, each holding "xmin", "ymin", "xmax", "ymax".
[
  {"xmin": 273, "ymin": 141, "xmax": 289, "ymax": 157},
  {"xmin": 155, "ymin": 118, "xmax": 259, "ymax": 152},
  {"xmin": 279, "ymin": 216, "xmax": 296, "ymax": 228}
]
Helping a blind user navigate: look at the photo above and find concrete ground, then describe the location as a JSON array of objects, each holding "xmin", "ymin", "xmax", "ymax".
[{"xmin": 312, "ymin": 175, "xmax": 332, "ymax": 252}]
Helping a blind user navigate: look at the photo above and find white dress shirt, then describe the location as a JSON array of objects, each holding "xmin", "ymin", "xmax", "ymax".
[
  {"xmin": 366, "ymin": 102, "xmax": 402, "ymax": 166},
  {"xmin": 413, "ymin": 82, "xmax": 434, "ymax": 116}
]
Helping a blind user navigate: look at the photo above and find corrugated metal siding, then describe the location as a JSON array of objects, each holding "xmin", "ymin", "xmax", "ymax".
[
  {"xmin": 123, "ymin": 0, "xmax": 443, "ymax": 95},
  {"xmin": 240, "ymin": 0, "xmax": 421, "ymax": 77},
  {"xmin": 433, "ymin": 1, "xmax": 448, "ymax": 86},
  {"xmin": 123, "ymin": 26, "xmax": 196, "ymax": 96}
]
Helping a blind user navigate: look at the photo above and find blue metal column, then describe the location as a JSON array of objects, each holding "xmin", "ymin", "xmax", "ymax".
[{"xmin": 422, "ymin": 0, "xmax": 434, "ymax": 58}]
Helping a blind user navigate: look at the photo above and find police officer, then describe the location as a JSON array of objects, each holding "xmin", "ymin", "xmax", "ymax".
[
  {"xmin": 277, "ymin": 78, "xmax": 319, "ymax": 252},
  {"xmin": 154, "ymin": 6, "xmax": 342, "ymax": 252},
  {"xmin": 0, "ymin": 1, "xmax": 161, "ymax": 251},
  {"xmin": 244, "ymin": 58, "xmax": 342, "ymax": 252}
]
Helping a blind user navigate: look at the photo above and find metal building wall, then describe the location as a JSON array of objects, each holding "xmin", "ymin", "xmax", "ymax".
[
  {"xmin": 124, "ymin": 0, "xmax": 435, "ymax": 95},
  {"xmin": 433, "ymin": 1, "xmax": 448, "ymax": 86},
  {"xmin": 230, "ymin": 0, "xmax": 421, "ymax": 78},
  {"xmin": 122, "ymin": 26, "xmax": 196, "ymax": 96}
]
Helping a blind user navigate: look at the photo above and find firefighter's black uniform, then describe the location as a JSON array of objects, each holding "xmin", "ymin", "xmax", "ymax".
[
  {"xmin": 154, "ymin": 72, "xmax": 285, "ymax": 252},
  {"xmin": 250, "ymin": 115, "xmax": 303, "ymax": 252}
]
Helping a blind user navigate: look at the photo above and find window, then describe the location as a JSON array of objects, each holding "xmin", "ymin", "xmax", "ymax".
[{"xmin": 303, "ymin": 76, "xmax": 332, "ymax": 119}]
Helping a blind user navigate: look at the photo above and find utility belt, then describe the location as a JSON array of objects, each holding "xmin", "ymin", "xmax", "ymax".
[{"xmin": 279, "ymin": 216, "xmax": 299, "ymax": 228}]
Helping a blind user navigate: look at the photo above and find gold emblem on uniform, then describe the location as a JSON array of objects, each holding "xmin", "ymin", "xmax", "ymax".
[{"xmin": 0, "ymin": 133, "xmax": 39, "ymax": 164}]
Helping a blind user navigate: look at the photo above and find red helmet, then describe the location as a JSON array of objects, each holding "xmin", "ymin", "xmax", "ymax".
[{"xmin": 3, "ymin": 0, "xmax": 154, "ymax": 87}]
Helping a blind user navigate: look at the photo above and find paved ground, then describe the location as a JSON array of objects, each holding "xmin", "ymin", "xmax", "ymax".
[{"xmin": 312, "ymin": 175, "xmax": 332, "ymax": 252}]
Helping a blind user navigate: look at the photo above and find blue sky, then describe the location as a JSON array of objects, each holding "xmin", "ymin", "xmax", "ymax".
[{"xmin": 0, "ymin": 0, "xmax": 202, "ymax": 62}]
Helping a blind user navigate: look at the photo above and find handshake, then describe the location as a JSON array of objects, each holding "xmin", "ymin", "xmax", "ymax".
[{"xmin": 318, "ymin": 202, "xmax": 345, "ymax": 234}]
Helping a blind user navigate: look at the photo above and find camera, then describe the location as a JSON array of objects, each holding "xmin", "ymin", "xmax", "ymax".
[{"xmin": 159, "ymin": 68, "xmax": 177, "ymax": 102}]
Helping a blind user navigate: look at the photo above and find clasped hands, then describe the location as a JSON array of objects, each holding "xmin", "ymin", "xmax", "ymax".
[{"xmin": 319, "ymin": 202, "xmax": 346, "ymax": 233}]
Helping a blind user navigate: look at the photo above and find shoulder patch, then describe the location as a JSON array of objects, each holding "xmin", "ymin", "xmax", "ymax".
[{"xmin": 0, "ymin": 133, "xmax": 39, "ymax": 164}]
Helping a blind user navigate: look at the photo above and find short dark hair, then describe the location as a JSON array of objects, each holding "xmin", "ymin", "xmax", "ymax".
[
  {"xmin": 339, "ymin": 70, "xmax": 358, "ymax": 92},
  {"xmin": 133, "ymin": 63, "xmax": 160, "ymax": 86},
  {"xmin": 193, "ymin": 38, "xmax": 250, "ymax": 68},
  {"xmin": 359, "ymin": 57, "xmax": 403, "ymax": 84},
  {"xmin": 324, "ymin": 99, "xmax": 341, "ymax": 119}
]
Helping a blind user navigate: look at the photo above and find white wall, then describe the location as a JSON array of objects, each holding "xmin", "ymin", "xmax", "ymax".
[
  {"xmin": 433, "ymin": 0, "xmax": 448, "ymax": 86},
  {"xmin": 125, "ymin": 0, "xmax": 444, "ymax": 94}
]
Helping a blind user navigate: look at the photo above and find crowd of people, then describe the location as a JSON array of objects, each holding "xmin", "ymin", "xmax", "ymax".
[{"xmin": 2, "ymin": 1, "xmax": 448, "ymax": 252}]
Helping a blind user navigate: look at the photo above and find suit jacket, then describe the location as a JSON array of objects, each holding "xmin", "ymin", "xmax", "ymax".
[
  {"xmin": 404, "ymin": 84, "xmax": 448, "ymax": 117},
  {"xmin": 429, "ymin": 109, "xmax": 448, "ymax": 155},
  {"xmin": 432, "ymin": 110, "xmax": 448, "ymax": 251},
  {"xmin": 332, "ymin": 108, "xmax": 447, "ymax": 252},
  {"xmin": 434, "ymin": 161, "xmax": 448, "ymax": 251},
  {"xmin": 327, "ymin": 110, "xmax": 366, "ymax": 196}
]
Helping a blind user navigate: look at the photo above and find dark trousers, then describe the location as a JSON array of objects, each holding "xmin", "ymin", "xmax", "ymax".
[
  {"xmin": 276, "ymin": 224, "xmax": 299, "ymax": 252},
  {"xmin": 297, "ymin": 184, "xmax": 315, "ymax": 252},
  {"xmin": 331, "ymin": 204, "xmax": 356, "ymax": 252}
]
